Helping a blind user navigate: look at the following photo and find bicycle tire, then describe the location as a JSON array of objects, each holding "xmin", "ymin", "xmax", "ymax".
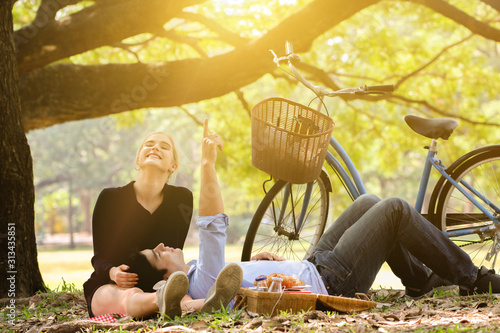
[
  {"xmin": 432, "ymin": 148, "xmax": 500, "ymax": 270},
  {"xmin": 241, "ymin": 170, "xmax": 330, "ymax": 261}
]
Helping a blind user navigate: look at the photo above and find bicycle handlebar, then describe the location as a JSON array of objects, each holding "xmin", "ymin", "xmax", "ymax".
[
  {"xmin": 364, "ymin": 85, "xmax": 394, "ymax": 92},
  {"xmin": 271, "ymin": 41, "xmax": 394, "ymax": 98}
]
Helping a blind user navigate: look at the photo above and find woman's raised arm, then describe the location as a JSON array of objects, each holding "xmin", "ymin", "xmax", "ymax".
[{"xmin": 199, "ymin": 118, "xmax": 224, "ymax": 217}]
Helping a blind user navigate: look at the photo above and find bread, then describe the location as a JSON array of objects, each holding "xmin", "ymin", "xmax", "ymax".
[{"xmin": 253, "ymin": 273, "xmax": 305, "ymax": 289}]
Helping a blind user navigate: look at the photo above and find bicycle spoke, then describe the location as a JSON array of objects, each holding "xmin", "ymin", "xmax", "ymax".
[
  {"xmin": 242, "ymin": 174, "xmax": 330, "ymax": 261},
  {"xmin": 436, "ymin": 151, "xmax": 500, "ymax": 270}
]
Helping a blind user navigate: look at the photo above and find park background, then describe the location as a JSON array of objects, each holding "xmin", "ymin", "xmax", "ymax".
[{"xmin": 11, "ymin": 0, "xmax": 499, "ymax": 292}]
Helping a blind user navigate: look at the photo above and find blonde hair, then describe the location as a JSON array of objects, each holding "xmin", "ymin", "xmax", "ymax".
[{"xmin": 135, "ymin": 132, "xmax": 180, "ymax": 180}]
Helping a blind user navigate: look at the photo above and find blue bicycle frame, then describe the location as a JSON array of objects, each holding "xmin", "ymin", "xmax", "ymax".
[
  {"xmin": 414, "ymin": 140, "xmax": 500, "ymax": 238},
  {"xmin": 291, "ymin": 136, "xmax": 499, "ymax": 239}
]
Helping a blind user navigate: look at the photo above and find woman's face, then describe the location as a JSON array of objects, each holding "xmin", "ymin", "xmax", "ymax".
[
  {"xmin": 141, "ymin": 243, "xmax": 186, "ymax": 278},
  {"xmin": 136, "ymin": 133, "xmax": 178, "ymax": 174}
]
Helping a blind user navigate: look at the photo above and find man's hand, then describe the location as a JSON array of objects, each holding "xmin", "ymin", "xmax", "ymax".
[
  {"xmin": 251, "ymin": 252, "xmax": 286, "ymax": 261},
  {"xmin": 202, "ymin": 118, "xmax": 223, "ymax": 165},
  {"xmin": 109, "ymin": 264, "xmax": 139, "ymax": 288}
]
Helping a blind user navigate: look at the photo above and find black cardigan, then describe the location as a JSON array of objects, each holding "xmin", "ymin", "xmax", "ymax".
[{"xmin": 83, "ymin": 181, "xmax": 193, "ymax": 307}]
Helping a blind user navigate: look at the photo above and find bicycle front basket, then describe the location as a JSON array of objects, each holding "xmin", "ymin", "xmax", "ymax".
[{"xmin": 251, "ymin": 97, "xmax": 334, "ymax": 184}]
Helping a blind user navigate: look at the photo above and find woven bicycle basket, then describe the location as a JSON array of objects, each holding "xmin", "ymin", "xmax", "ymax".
[{"xmin": 251, "ymin": 98, "xmax": 334, "ymax": 184}]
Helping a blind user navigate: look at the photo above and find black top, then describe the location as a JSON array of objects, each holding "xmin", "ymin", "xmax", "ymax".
[{"xmin": 83, "ymin": 181, "xmax": 193, "ymax": 311}]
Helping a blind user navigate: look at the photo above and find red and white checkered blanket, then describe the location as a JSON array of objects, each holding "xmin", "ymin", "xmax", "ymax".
[{"xmin": 87, "ymin": 313, "xmax": 126, "ymax": 323}]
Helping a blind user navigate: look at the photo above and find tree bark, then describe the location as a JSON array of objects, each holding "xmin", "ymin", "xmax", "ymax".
[{"xmin": 0, "ymin": 1, "xmax": 46, "ymax": 297}]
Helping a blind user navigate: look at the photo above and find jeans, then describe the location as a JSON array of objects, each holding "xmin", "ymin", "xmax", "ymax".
[{"xmin": 307, "ymin": 194, "xmax": 478, "ymax": 297}]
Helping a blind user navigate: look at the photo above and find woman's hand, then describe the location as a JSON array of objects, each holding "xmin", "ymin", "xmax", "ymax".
[
  {"xmin": 251, "ymin": 252, "xmax": 286, "ymax": 261},
  {"xmin": 199, "ymin": 118, "xmax": 224, "ymax": 216},
  {"xmin": 109, "ymin": 264, "xmax": 139, "ymax": 288},
  {"xmin": 202, "ymin": 118, "xmax": 223, "ymax": 165}
]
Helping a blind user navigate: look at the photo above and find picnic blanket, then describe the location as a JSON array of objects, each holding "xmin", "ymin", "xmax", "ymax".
[{"xmin": 87, "ymin": 313, "xmax": 126, "ymax": 323}]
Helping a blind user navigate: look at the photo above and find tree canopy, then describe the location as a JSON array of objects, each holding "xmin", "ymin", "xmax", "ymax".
[
  {"xmin": 14, "ymin": 0, "xmax": 500, "ymax": 130},
  {"xmin": 18, "ymin": 0, "xmax": 500, "ymax": 205}
]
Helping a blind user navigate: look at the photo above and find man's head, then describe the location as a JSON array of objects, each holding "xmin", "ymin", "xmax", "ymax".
[
  {"xmin": 127, "ymin": 250, "xmax": 167, "ymax": 292},
  {"xmin": 140, "ymin": 243, "xmax": 187, "ymax": 276},
  {"xmin": 128, "ymin": 243, "xmax": 187, "ymax": 291}
]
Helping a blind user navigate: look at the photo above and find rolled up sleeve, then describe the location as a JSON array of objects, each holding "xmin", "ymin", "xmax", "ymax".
[{"xmin": 188, "ymin": 213, "xmax": 229, "ymax": 299}]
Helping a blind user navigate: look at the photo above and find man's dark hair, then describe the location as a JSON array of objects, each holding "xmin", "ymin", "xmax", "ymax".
[{"xmin": 127, "ymin": 250, "xmax": 168, "ymax": 292}]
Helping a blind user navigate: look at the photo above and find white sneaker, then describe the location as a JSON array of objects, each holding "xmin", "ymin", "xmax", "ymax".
[
  {"xmin": 153, "ymin": 271, "xmax": 189, "ymax": 319},
  {"xmin": 200, "ymin": 263, "xmax": 243, "ymax": 314}
]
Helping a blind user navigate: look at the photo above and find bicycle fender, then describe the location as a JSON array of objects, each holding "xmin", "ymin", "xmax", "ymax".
[{"xmin": 320, "ymin": 167, "xmax": 333, "ymax": 192}]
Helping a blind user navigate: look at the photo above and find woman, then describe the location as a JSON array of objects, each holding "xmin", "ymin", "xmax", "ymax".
[{"xmin": 83, "ymin": 129, "xmax": 195, "ymax": 318}]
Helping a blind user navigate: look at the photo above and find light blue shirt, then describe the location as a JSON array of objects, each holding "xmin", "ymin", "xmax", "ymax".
[{"xmin": 186, "ymin": 214, "xmax": 328, "ymax": 300}]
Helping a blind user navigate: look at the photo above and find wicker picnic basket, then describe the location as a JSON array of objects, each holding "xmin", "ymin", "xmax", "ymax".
[
  {"xmin": 251, "ymin": 98, "xmax": 334, "ymax": 184},
  {"xmin": 317, "ymin": 293, "xmax": 377, "ymax": 313},
  {"xmin": 235, "ymin": 289, "xmax": 376, "ymax": 316},
  {"xmin": 235, "ymin": 289, "xmax": 318, "ymax": 316}
]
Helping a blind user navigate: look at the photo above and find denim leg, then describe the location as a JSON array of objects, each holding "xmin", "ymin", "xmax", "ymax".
[
  {"xmin": 385, "ymin": 245, "xmax": 432, "ymax": 289},
  {"xmin": 308, "ymin": 194, "xmax": 430, "ymax": 292},
  {"xmin": 311, "ymin": 197, "xmax": 477, "ymax": 297},
  {"xmin": 308, "ymin": 194, "xmax": 381, "ymax": 254}
]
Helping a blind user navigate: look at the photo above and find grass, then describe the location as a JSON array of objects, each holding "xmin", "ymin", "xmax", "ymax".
[{"xmin": 4, "ymin": 271, "xmax": 500, "ymax": 332}]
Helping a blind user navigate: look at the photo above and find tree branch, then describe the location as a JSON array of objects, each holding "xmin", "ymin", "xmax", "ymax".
[
  {"xmin": 19, "ymin": 0, "xmax": 381, "ymax": 131},
  {"xmin": 390, "ymin": 94, "xmax": 500, "ymax": 127},
  {"xmin": 15, "ymin": 0, "xmax": 207, "ymax": 74},
  {"xmin": 395, "ymin": 34, "xmax": 474, "ymax": 89},
  {"xmin": 234, "ymin": 90, "xmax": 251, "ymax": 117},
  {"xmin": 179, "ymin": 106, "xmax": 204, "ymax": 126},
  {"xmin": 154, "ymin": 28, "xmax": 208, "ymax": 58},
  {"xmin": 410, "ymin": 0, "xmax": 500, "ymax": 42},
  {"xmin": 177, "ymin": 11, "xmax": 248, "ymax": 47},
  {"xmin": 481, "ymin": 0, "xmax": 500, "ymax": 12},
  {"xmin": 295, "ymin": 61, "xmax": 341, "ymax": 91}
]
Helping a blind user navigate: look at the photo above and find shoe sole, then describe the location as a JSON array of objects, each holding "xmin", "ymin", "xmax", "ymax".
[
  {"xmin": 200, "ymin": 263, "xmax": 243, "ymax": 314},
  {"xmin": 159, "ymin": 271, "xmax": 189, "ymax": 319}
]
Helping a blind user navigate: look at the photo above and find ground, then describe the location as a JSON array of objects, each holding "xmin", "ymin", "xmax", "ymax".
[{"xmin": 2, "ymin": 288, "xmax": 500, "ymax": 332}]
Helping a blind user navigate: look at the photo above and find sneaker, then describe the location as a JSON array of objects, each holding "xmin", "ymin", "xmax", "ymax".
[
  {"xmin": 459, "ymin": 266, "xmax": 500, "ymax": 296},
  {"xmin": 153, "ymin": 271, "xmax": 189, "ymax": 319},
  {"xmin": 200, "ymin": 263, "xmax": 243, "ymax": 314},
  {"xmin": 405, "ymin": 272, "xmax": 456, "ymax": 299}
]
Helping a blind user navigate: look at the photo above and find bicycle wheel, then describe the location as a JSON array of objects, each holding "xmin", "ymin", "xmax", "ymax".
[
  {"xmin": 432, "ymin": 148, "xmax": 500, "ymax": 270},
  {"xmin": 241, "ymin": 170, "xmax": 330, "ymax": 261}
]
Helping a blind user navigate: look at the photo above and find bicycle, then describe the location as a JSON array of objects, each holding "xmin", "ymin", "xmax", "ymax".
[{"xmin": 241, "ymin": 42, "xmax": 500, "ymax": 272}]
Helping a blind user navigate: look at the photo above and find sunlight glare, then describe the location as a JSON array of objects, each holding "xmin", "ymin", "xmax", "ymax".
[
  {"xmin": 216, "ymin": 0, "xmax": 245, "ymax": 4},
  {"xmin": 327, "ymin": 37, "xmax": 343, "ymax": 46},
  {"xmin": 341, "ymin": 53, "xmax": 349, "ymax": 62},
  {"xmin": 252, "ymin": 28, "xmax": 263, "ymax": 37}
]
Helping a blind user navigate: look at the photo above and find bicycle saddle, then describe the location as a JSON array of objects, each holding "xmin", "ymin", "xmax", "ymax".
[{"xmin": 404, "ymin": 115, "xmax": 458, "ymax": 140}]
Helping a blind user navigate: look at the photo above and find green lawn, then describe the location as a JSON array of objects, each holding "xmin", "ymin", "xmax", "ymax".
[{"xmin": 38, "ymin": 244, "xmax": 403, "ymax": 291}]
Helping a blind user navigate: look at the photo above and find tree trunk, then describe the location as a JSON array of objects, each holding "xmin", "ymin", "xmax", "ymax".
[
  {"xmin": 79, "ymin": 188, "xmax": 92, "ymax": 235},
  {"xmin": 67, "ymin": 179, "xmax": 75, "ymax": 249},
  {"xmin": 0, "ymin": 1, "xmax": 45, "ymax": 298}
]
